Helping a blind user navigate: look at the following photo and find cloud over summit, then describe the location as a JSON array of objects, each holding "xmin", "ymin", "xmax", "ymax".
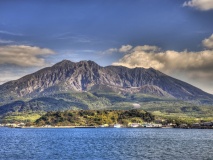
[
  {"xmin": 113, "ymin": 47, "xmax": 213, "ymax": 74},
  {"xmin": 111, "ymin": 35, "xmax": 213, "ymax": 93}
]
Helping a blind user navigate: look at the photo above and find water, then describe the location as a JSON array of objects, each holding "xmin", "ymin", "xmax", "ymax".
[{"xmin": 0, "ymin": 128, "xmax": 212, "ymax": 160}]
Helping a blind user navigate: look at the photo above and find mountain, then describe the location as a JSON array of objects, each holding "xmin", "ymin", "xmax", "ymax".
[{"xmin": 0, "ymin": 60, "xmax": 213, "ymax": 115}]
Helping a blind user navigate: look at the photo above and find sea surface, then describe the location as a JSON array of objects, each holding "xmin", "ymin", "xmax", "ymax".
[{"xmin": 0, "ymin": 127, "xmax": 212, "ymax": 160}]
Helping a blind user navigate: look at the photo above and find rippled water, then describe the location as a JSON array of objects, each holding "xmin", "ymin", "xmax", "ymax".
[{"xmin": 0, "ymin": 128, "xmax": 212, "ymax": 160}]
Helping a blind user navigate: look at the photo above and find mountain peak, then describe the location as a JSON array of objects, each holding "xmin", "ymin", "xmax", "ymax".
[
  {"xmin": 53, "ymin": 60, "xmax": 101, "ymax": 68},
  {"xmin": 53, "ymin": 59, "xmax": 75, "ymax": 67},
  {"xmin": 78, "ymin": 60, "xmax": 100, "ymax": 66}
]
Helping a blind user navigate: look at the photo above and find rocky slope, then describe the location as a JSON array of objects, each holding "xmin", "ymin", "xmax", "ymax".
[{"xmin": 0, "ymin": 60, "xmax": 213, "ymax": 105}]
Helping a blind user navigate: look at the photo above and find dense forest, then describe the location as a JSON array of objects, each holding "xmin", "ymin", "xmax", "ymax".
[{"xmin": 35, "ymin": 109, "xmax": 155, "ymax": 126}]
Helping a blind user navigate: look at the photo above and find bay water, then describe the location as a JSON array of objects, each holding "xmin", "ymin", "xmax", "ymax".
[{"xmin": 0, "ymin": 128, "xmax": 212, "ymax": 160}]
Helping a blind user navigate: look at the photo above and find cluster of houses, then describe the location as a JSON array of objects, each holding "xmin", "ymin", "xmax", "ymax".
[
  {"xmin": 0, "ymin": 123, "xmax": 25, "ymax": 128},
  {"xmin": 1, "ymin": 121, "xmax": 212, "ymax": 129},
  {"xmin": 112, "ymin": 121, "xmax": 213, "ymax": 129},
  {"xmin": 128, "ymin": 123, "xmax": 163, "ymax": 128},
  {"xmin": 100, "ymin": 123, "xmax": 167, "ymax": 128}
]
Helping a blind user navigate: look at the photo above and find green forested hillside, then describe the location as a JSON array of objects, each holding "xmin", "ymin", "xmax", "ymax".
[
  {"xmin": 0, "ymin": 91, "xmax": 212, "ymax": 124},
  {"xmin": 35, "ymin": 110, "xmax": 154, "ymax": 126}
]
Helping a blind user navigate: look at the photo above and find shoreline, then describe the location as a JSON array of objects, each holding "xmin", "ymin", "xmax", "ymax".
[{"xmin": 6, "ymin": 126, "xmax": 212, "ymax": 129}]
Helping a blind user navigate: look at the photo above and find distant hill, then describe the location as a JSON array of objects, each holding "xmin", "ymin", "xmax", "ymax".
[
  {"xmin": 0, "ymin": 60, "xmax": 213, "ymax": 115},
  {"xmin": 34, "ymin": 110, "xmax": 155, "ymax": 126}
]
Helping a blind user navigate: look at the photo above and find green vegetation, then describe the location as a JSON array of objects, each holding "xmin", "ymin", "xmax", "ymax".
[
  {"xmin": 35, "ymin": 110, "xmax": 154, "ymax": 126},
  {"xmin": 152, "ymin": 111, "xmax": 213, "ymax": 125},
  {"xmin": 0, "ymin": 91, "xmax": 212, "ymax": 125},
  {"xmin": 136, "ymin": 101, "xmax": 213, "ymax": 125},
  {"xmin": 0, "ymin": 112, "xmax": 44, "ymax": 123}
]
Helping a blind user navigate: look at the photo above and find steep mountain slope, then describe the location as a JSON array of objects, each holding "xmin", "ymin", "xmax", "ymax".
[
  {"xmin": 0, "ymin": 60, "xmax": 212, "ymax": 106},
  {"xmin": 140, "ymin": 85, "xmax": 174, "ymax": 98}
]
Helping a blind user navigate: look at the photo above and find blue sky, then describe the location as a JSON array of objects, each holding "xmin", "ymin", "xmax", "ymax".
[{"xmin": 0, "ymin": 0, "xmax": 213, "ymax": 93}]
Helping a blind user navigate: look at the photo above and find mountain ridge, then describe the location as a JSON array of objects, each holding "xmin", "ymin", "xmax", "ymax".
[{"xmin": 0, "ymin": 60, "xmax": 213, "ymax": 106}]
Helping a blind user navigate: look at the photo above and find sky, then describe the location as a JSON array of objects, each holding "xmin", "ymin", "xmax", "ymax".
[{"xmin": 0, "ymin": 0, "xmax": 213, "ymax": 93}]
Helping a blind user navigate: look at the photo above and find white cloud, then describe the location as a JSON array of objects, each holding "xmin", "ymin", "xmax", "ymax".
[
  {"xmin": 113, "ymin": 47, "xmax": 213, "ymax": 72},
  {"xmin": 0, "ymin": 45, "xmax": 55, "ymax": 67},
  {"xmin": 133, "ymin": 45, "xmax": 161, "ymax": 52},
  {"xmin": 119, "ymin": 45, "xmax": 133, "ymax": 53},
  {"xmin": 202, "ymin": 34, "xmax": 213, "ymax": 49},
  {"xmin": 101, "ymin": 45, "xmax": 133, "ymax": 55},
  {"xmin": 183, "ymin": 0, "xmax": 213, "ymax": 11},
  {"xmin": 108, "ymin": 45, "xmax": 159, "ymax": 54},
  {"xmin": 101, "ymin": 48, "xmax": 118, "ymax": 55},
  {"xmin": 108, "ymin": 48, "xmax": 118, "ymax": 53}
]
